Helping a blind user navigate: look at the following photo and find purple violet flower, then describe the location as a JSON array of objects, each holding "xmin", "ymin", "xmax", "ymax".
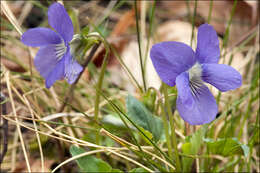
[
  {"xmin": 150, "ymin": 24, "xmax": 242, "ymax": 125},
  {"xmin": 21, "ymin": 3, "xmax": 83, "ymax": 88}
]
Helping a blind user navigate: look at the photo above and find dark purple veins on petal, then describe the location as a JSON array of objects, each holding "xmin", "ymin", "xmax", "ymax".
[
  {"xmin": 34, "ymin": 45, "xmax": 61, "ymax": 79},
  {"xmin": 64, "ymin": 50, "xmax": 83, "ymax": 84},
  {"xmin": 176, "ymin": 72, "xmax": 218, "ymax": 125}
]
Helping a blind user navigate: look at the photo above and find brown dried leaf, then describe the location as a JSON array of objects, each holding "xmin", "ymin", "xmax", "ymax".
[{"xmin": 93, "ymin": 7, "xmax": 135, "ymax": 68}]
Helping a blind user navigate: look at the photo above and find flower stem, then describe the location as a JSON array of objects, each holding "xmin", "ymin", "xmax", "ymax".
[
  {"xmin": 217, "ymin": 0, "xmax": 237, "ymax": 105},
  {"xmin": 162, "ymin": 83, "xmax": 181, "ymax": 172},
  {"xmin": 144, "ymin": 0, "xmax": 156, "ymax": 76},
  {"xmin": 222, "ymin": 0, "xmax": 237, "ymax": 49},
  {"xmin": 207, "ymin": 0, "xmax": 213, "ymax": 24},
  {"xmin": 94, "ymin": 46, "xmax": 109, "ymax": 157},
  {"xmin": 160, "ymin": 99, "xmax": 174, "ymax": 171},
  {"xmin": 190, "ymin": 0, "xmax": 197, "ymax": 48},
  {"xmin": 134, "ymin": 0, "xmax": 147, "ymax": 92}
]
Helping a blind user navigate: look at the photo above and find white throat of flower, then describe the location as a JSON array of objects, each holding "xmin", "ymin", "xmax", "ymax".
[
  {"xmin": 55, "ymin": 40, "xmax": 67, "ymax": 60},
  {"xmin": 188, "ymin": 63, "xmax": 204, "ymax": 97}
]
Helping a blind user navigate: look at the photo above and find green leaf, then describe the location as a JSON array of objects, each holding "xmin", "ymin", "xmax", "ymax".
[
  {"xmin": 138, "ymin": 127, "xmax": 153, "ymax": 145},
  {"xmin": 182, "ymin": 125, "xmax": 208, "ymax": 172},
  {"xmin": 102, "ymin": 114, "xmax": 128, "ymax": 129},
  {"xmin": 129, "ymin": 167, "xmax": 149, "ymax": 173},
  {"xmin": 101, "ymin": 114, "xmax": 133, "ymax": 135},
  {"xmin": 69, "ymin": 145, "xmax": 112, "ymax": 172},
  {"xmin": 204, "ymin": 137, "xmax": 249, "ymax": 157},
  {"xmin": 126, "ymin": 95, "xmax": 164, "ymax": 142}
]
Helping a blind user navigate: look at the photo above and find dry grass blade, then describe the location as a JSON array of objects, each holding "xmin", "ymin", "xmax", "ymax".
[
  {"xmin": 18, "ymin": 2, "xmax": 33, "ymax": 25},
  {"xmin": 2, "ymin": 115, "xmax": 86, "ymax": 147},
  {"xmin": 0, "ymin": 94, "xmax": 8, "ymax": 164},
  {"xmin": 51, "ymin": 149, "xmax": 105, "ymax": 173},
  {"xmin": 9, "ymin": 85, "xmax": 101, "ymax": 149},
  {"xmin": 11, "ymin": 129, "xmax": 19, "ymax": 171},
  {"xmin": 107, "ymin": 149, "xmax": 153, "ymax": 172},
  {"xmin": 5, "ymin": 71, "xmax": 31, "ymax": 172},
  {"xmin": 100, "ymin": 128, "xmax": 175, "ymax": 170},
  {"xmin": 1, "ymin": 1, "xmax": 23, "ymax": 36},
  {"xmin": 23, "ymin": 97, "xmax": 45, "ymax": 172}
]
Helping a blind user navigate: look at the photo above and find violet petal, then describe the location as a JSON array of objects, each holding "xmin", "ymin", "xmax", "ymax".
[
  {"xmin": 34, "ymin": 45, "xmax": 65, "ymax": 88},
  {"xmin": 64, "ymin": 49, "xmax": 83, "ymax": 84},
  {"xmin": 202, "ymin": 63, "xmax": 242, "ymax": 92},
  {"xmin": 48, "ymin": 3, "xmax": 73, "ymax": 43},
  {"xmin": 150, "ymin": 41, "xmax": 196, "ymax": 86},
  {"xmin": 195, "ymin": 24, "xmax": 220, "ymax": 64},
  {"xmin": 176, "ymin": 72, "xmax": 218, "ymax": 125},
  {"xmin": 45, "ymin": 58, "xmax": 65, "ymax": 88},
  {"xmin": 34, "ymin": 45, "xmax": 60, "ymax": 79},
  {"xmin": 21, "ymin": 28, "xmax": 61, "ymax": 47}
]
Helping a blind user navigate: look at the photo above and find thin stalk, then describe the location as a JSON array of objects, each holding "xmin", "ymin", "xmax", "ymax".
[
  {"xmin": 247, "ymin": 110, "xmax": 259, "ymax": 171},
  {"xmin": 144, "ymin": 0, "xmax": 156, "ymax": 73},
  {"xmin": 88, "ymin": 20, "xmax": 144, "ymax": 93},
  {"xmin": 39, "ymin": 119, "xmax": 99, "ymax": 131},
  {"xmin": 100, "ymin": 130, "xmax": 168, "ymax": 172},
  {"xmin": 238, "ymin": 93, "xmax": 253, "ymax": 140},
  {"xmin": 159, "ymin": 100, "xmax": 174, "ymax": 171},
  {"xmin": 228, "ymin": 26, "xmax": 257, "ymax": 53},
  {"xmin": 97, "ymin": 0, "xmax": 127, "ymax": 26},
  {"xmin": 110, "ymin": 46, "xmax": 143, "ymax": 93},
  {"xmin": 222, "ymin": 0, "xmax": 238, "ymax": 49},
  {"xmin": 6, "ymin": 72, "xmax": 31, "ymax": 172},
  {"xmin": 134, "ymin": 0, "xmax": 147, "ymax": 92},
  {"xmin": 207, "ymin": 0, "xmax": 213, "ymax": 24},
  {"xmin": 217, "ymin": 0, "xmax": 237, "ymax": 105},
  {"xmin": 94, "ymin": 46, "xmax": 109, "ymax": 154},
  {"xmin": 190, "ymin": 0, "xmax": 197, "ymax": 47},
  {"xmin": 185, "ymin": 0, "xmax": 191, "ymax": 23},
  {"xmin": 162, "ymin": 83, "xmax": 181, "ymax": 171}
]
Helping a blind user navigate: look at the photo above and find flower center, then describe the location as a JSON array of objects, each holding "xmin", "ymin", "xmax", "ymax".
[
  {"xmin": 55, "ymin": 40, "xmax": 67, "ymax": 60},
  {"xmin": 188, "ymin": 62, "xmax": 204, "ymax": 97},
  {"xmin": 188, "ymin": 63, "xmax": 202, "ymax": 80}
]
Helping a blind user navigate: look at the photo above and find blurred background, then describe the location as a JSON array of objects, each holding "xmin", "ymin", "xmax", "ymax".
[{"xmin": 1, "ymin": 0, "xmax": 259, "ymax": 172}]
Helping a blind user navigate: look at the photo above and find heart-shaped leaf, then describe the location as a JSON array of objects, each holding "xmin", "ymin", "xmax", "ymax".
[
  {"xmin": 126, "ymin": 95, "xmax": 164, "ymax": 142},
  {"xmin": 70, "ymin": 145, "xmax": 112, "ymax": 172}
]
